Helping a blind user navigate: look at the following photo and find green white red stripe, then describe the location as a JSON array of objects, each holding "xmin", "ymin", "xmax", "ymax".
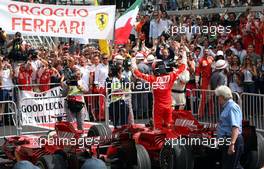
[{"xmin": 114, "ymin": 0, "xmax": 142, "ymax": 44}]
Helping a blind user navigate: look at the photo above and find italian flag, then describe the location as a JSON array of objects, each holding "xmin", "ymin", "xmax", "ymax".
[{"xmin": 114, "ymin": 0, "xmax": 142, "ymax": 44}]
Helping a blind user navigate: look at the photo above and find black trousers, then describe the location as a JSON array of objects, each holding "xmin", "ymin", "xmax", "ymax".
[
  {"xmin": 221, "ymin": 135, "xmax": 244, "ymax": 169},
  {"xmin": 109, "ymin": 99, "xmax": 129, "ymax": 127}
]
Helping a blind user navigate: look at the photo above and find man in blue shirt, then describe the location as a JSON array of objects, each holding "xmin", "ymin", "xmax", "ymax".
[{"xmin": 215, "ymin": 85, "xmax": 244, "ymax": 169}]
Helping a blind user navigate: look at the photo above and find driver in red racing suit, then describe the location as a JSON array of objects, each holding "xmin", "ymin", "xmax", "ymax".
[{"xmin": 132, "ymin": 60, "xmax": 186, "ymax": 129}]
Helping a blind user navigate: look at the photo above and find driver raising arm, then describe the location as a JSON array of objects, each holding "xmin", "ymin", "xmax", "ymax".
[{"xmin": 132, "ymin": 58, "xmax": 186, "ymax": 129}]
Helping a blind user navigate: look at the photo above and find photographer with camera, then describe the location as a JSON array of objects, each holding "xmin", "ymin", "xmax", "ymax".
[
  {"xmin": 61, "ymin": 66, "xmax": 86, "ymax": 130},
  {"xmin": 0, "ymin": 28, "xmax": 7, "ymax": 55},
  {"xmin": 7, "ymin": 32, "xmax": 26, "ymax": 65}
]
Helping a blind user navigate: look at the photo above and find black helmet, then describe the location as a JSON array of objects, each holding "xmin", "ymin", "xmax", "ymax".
[{"xmin": 153, "ymin": 59, "xmax": 168, "ymax": 76}]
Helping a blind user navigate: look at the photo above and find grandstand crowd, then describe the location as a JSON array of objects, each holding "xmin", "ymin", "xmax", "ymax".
[{"xmin": 0, "ymin": 0, "xmax": 264, "ymax": 126}]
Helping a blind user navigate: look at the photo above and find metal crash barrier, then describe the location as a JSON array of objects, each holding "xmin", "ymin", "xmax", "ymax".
[
  {"xmin": 106, "ymin": 90, "xmax": 153, "ymax": 127},
  {"xmin": 0, "ymin": 101, "xmax": 19, "ymax": 139},
  {"xmin": 240, "ymin": 93, "xmax": 264, "ymax": 132},
  {"xmin": 1, "ymin": 84, "xmax": 264, "ymax": 137},
  {"xmin": 190, "ymin": 89, "xmax": 241, "ymax": 124},
  {"xmin": 19, "ymin": 93, "xmax": 107, "ymax": 135}
]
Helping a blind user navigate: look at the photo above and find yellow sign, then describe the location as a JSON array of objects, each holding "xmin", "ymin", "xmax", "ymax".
[{"xmin": 96, "ymin": 13, "xmax": 109, "ymax": 31}]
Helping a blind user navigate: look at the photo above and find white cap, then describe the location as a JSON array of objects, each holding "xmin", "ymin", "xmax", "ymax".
[
  {"xmin": 22, "ymin": 41, "xmax": 27, "ymax": 45},
  {"xmin": 114, "ymin": 54, "xmax": 125, "ymax": 60},
  {"xmin": 216, "ymin": 50, "xmax": 224, "ymax": 56},
  {"xmin": 215, "ymin": 59, "xmax": 228, "ymax": 70},
  {"xmin": 135, "ymin": 52, "xmax": 144, "ymax": 60},
  {"xmin": 147, "ymin": 54, "xmax": 155, "ymax": 63}
]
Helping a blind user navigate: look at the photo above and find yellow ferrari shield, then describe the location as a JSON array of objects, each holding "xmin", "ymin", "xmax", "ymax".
[{"xmin": 96, "ymin": 13, "xmax": 109, "ymax": 31}]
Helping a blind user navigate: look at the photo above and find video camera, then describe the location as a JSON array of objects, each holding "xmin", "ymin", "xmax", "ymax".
[
  {"xmin": 28, "ymin": 49, "xmax": 38, "ymax": 59},
  {"xmin": 64, "ymin": 68, "xmax": 78, "ymax": 86},
  {"xmin": 109, "ymin": 62, "xmax": 122, "ymax": 78}
]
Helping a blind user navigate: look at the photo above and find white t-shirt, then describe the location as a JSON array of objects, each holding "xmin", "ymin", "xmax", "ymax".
[
  {"xmin": 79, "ymin": 65, "xmax": 90, "ymax": 91},
  {"xmin": 2, "ymin": 69, "xmax": 14, "ymax": 90},
  {"xmin": 31, "ymin": 59, "xmax": 43, "ymax": 82},
  {"xmin": 94, "ymin": 64, "xmax": 109, "ymax": 88}
]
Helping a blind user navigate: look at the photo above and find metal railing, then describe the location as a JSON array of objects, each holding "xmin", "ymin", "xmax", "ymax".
[
  {"xmin": 19, "ymin": 93, "xmax": 107, "ymax": 135},
  {"xmin": 240, "ymin": 93, "xmax": 264, "ymax": 132},
  {"xmin": 190, "ymin": 89, "xmax": 241, "ymax": 124},
  {"xmin": 0, "ymin": 86, "xmax": 264, "ymax": 137},
  {"xmin": 106, "ymin": 90, "xmax": 153, "ymax": 127},
  {"xmin": 0, "ymin": 101, "xmax": 19, "ymax": 139}
]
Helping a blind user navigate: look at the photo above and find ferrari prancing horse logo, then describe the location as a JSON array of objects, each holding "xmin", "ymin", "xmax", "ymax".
[{"xmin": 96, "ymin": 13, "xmax": 109, "ymax": 31}]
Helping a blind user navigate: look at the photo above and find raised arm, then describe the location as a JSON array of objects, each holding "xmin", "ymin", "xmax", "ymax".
[
  {"xmin": 171, "ymin": 64, "xmax": 186, "ymax": 81},
  {"xmin": 133, "ymin": 69, "xmax": 154, "ymax": 83}
]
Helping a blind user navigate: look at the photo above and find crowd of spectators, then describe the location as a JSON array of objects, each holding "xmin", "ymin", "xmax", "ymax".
[
  {"xmin": 0, "ymin": 3, "xmax": 264, "ymax": 125},
  {"xmin": 14, "ymin": 0, "xmax": 264, "ymax": 10}
]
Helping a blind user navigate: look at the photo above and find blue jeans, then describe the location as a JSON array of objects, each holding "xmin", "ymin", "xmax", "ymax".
[{"xmin": 0, "ymin": 89, "xmax": 11, "ymax": 101}]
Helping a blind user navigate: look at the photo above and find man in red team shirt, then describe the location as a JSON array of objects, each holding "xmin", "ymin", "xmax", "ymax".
[
  {"xmin": 132, "ymin": 59, "xmax": 186, "ymax": 129},
  {"xmin": 195, "ymin": 48, "xmax": 214, "ymax": 117},
  {"xmin": 17, "ymin": 61, "xmax": 33, "ymax": 91}
]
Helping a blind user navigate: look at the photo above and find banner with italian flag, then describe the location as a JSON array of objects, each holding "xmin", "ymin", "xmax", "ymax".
[{"xmin": 114, "ymin": 0, "xmax": 142, "ymax": 44}]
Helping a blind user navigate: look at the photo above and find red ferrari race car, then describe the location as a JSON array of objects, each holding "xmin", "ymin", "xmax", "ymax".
[
  {"xmin": 0, "ymin": 115, "xmax": 148, "ymax": 169},
  {"xmin": 87, "ymin": 110, "xmax": 264, "ymax": 169},
  {"xmin": 1, "ymin": 111, "xmax": 264, "ymax": 169}
]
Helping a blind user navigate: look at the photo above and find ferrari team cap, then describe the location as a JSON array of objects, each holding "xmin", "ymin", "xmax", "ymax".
[{"xmin": 135, "ymin": 52, "xmax": 144, "ymax": 60}]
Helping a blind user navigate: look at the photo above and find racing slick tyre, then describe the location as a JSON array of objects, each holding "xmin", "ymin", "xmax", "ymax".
[
  {"xmin": 242, "ymin": 132, "xmax": 264, "ymax": 169},
  {"xmin": 36, "ymin": 154, "xmax": 68, "ymax": 169},
  {"xmin": 134, "ymin": 144, "xmax": 151, "ymax": 169},
  {"xmin": 160, "ymin": 142, "xmax": 194, "ymax": 169},
  {"xmin": 87, "ymin": 124, "xmax": 112, "ymax": 137}
]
